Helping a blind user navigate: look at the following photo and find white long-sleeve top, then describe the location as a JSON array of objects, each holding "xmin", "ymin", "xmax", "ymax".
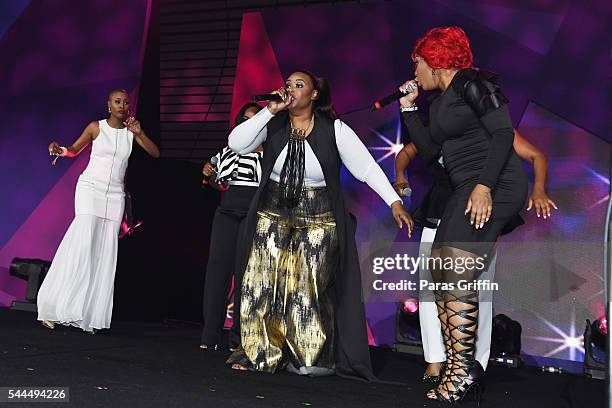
[{"xmin": 228, "ymin": 107, "xmax": 401, "ymax": 207}]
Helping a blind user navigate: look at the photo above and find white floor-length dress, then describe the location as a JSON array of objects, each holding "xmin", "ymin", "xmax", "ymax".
[{"xmin": 37, "ymin": 119, "xmax": 133, "ymax": 331}]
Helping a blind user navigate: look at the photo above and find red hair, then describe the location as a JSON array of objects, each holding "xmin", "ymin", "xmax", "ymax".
[{"xmin": 412, "ymin": 26, "xmax": 473, "ymax": 69}]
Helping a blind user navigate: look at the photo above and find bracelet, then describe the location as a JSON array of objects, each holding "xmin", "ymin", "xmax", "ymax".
[
  {"xmin": 59, "ymin": 147, "xmax": 68, "ymax": 156},
  {"xmin": 400, "ymin": 105, "xmax": 418, "ymax": 112}
]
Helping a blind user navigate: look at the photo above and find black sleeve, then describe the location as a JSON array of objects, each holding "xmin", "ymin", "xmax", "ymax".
[
  {"xmin": 401, "ymin": 111, "xmax": 441, "ymax": 162},
  {"xmin": 475, "ymin": 103, "xmax": 514, "ymax": 190},
  {"xmin": 461, "ymin": 71, "xmax": 514, "ymax": 190}
]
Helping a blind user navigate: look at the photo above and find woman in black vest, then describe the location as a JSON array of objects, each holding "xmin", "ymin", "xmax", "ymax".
[{"xmin": 225, "ymin": 71, "xmax": 412, "ymax": 380}]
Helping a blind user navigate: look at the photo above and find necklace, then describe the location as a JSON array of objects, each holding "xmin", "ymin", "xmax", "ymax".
[{"xmin": 290, "ymin": 115, "xmax": 314, "ymax": 140}]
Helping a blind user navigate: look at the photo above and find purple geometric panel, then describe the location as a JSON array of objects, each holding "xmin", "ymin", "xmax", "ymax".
[
  {"xmin": 0, "ymin": 0, "xmax": 147, "ymax": 97},
  {"xmin": 437, "ymin": 0, "xmax": 569, "ymax": 55},
  {"xmin": 0, "ymin": 1, "xmax": 31, "ymax": 38},
  {"xmin": 0, "ymin": 153, "xmax": 89, "ymax": 306}
]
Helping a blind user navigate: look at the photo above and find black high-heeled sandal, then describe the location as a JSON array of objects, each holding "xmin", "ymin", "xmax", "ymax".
[
  {"xmin": 422, "ymin": 372, "xmax": 440, "ymax": 384},
  {"xmin": 432, "ymin": 360, "xmax": 484, "ymax": 406},
  {"xmin": 427, "ymin": 290, "xmax": 484, "ymax": 406},
  {"xmin": 422, "ymin": 362, "xmax": 445, "ymax": 384},
  {"xmin": 422, "ymin": 289, "xmax": 451, "ymax": 387}
]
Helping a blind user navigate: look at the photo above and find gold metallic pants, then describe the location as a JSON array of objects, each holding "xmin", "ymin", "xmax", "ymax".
[{"xmin": 239, "ymin": 181, "xmax": 338, "ymax": 374}]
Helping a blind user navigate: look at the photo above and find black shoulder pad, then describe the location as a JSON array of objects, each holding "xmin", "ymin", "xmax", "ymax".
[{"xmin": 457, "ymin": 69, "xmax": 509, "ymax": 117}]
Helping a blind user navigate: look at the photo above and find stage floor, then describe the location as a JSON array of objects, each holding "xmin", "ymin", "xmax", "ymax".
[{"xmin": 0, "ymin": 308, "xmax": 603, "ymax": 407}]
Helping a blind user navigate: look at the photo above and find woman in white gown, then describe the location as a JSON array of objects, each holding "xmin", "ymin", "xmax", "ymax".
[{"xmin": 37, "ymin": 89, "xmax": 159, "ymax": 333}]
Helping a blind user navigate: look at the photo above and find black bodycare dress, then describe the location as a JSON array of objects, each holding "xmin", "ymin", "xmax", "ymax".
[{"xmin": 402, "ymin": 69, "xmax": 528, "ymax": 256}]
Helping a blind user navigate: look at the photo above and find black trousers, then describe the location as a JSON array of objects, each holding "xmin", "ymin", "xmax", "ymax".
[{"xmin": 201, "ymin": 185, "xmax": 257, "ymax": 348}]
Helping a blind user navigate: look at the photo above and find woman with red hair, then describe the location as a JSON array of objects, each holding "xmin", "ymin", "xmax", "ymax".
[{"xmin": 399, "ymin": 27, "xmax": 528, "ymax": 403}]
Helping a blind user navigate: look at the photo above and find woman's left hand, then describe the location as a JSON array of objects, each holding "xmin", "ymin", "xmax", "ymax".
[
  {"xmin": 391, "ymin": 201, "xmax": 414, "ymax": 238},
  {"xmin": 124, "ymin": 116, "xmax": 142, "ymax": 135},
  {"xmin": 527, "ymin": 190, "xmax": 558, "ymax": 219},
  {"xmin": 465, "ymin": 184, "xmax": 492, "ymax": 229}
]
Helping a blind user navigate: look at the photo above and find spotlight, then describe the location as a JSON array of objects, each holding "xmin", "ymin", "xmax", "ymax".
[
  {"xmin": 489, "ymin": 314, "xmax": 522, "ymax": 368},
  {"xmin": 9, "ymin": 257, "xmax": 51, "ymax": 312},
  {"xmin": 583, "ymin": 317, "xmax": 606, "ymax": 379},
  {"xmin": 597, "ymin": 315, "xmax": 607, "ymax": 335},
  {"xmin": 394, "ymin": 298, "xmax": 422, "ymax": 355},
  {"xmin": 402, "ymin": 298, "xmax": 419, "ymax": 314}
]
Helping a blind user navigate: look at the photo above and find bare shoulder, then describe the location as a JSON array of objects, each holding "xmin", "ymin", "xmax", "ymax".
[{"xmin": 87, "ymin": 120, "xmax": 101, "ymax": 140}]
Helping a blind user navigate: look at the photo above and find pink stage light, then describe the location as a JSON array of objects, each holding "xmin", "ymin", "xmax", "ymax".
[
  {"xmin": 402, "ymin": 298, "xmax": 419, "ymax": 314},
  {"xmin": 598, "ymin": 316, "xmax": 607, "ymax": 335}
]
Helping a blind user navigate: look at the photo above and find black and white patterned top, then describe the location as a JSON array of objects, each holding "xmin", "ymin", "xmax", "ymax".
[{"xmin": 213, "ymin": 146, "xmax": 262, "ymax": 187}]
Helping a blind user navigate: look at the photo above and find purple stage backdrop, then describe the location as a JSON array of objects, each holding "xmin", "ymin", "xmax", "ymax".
[
  {"xmin": 0, "ymin": 0, "xmax": 151, "ymax": 305},
  {"xmin": 229, "ymin": 0, "xmax": 612, "ymax": 369},
  {"xmin": 1, "ymin": 0, "xmax": 610, "ymax": 372}
]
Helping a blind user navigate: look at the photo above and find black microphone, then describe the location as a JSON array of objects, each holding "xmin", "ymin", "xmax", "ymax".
[
  {"xmin": 372, "ymin": 83, "xmax": 415, "ymax": 111},
  {"xmin": 202, "ymin": 156, "xmax": 219, "ymax": 184},
  {"xmin": 252, "ymin": 94, "xmax": 283, "ymax": 103}
]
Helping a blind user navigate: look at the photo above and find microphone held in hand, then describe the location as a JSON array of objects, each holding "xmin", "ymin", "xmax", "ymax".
[
  {"xmin": 372, "ymin": 83, "xmax": 415, "ymax": 111},
  {"xmin": 50, "ymin": 153, "xmax": 61, "ymax": 166},
  {"xmin": 202, "ymin": 156, "xmax": 219, "ymax": 184},
  {"xmin": 252, "ymin": 94, "xmax": 283, "ymax": 103},
  {"xmin": 49, "ymin": 146, "xmax": 67, "ymax": 166},
  {"xmin": 401, "ymin": 186, "xmax": 412, "ymax": 197}
]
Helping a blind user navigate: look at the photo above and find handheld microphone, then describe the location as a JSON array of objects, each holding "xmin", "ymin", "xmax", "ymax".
[
  {"xmin": 401, "ymin": 187, "xmax": 412, "ymax": 197},
  {"xmin": 252, "ymin": 94, "xmax": 283, "ymax": 103},
  {"xmin": 372, "ymin": 83, "xmax": 415, "ymax": 111},
  {"xmin": 50, "ymin": 146, "xmax": 67, "ymax": 166},
  {"xmin": 202, "ymin": 156, "xmax": 219, "ymax": 185}
]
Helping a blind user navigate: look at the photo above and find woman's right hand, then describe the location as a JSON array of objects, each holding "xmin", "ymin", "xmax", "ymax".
[
  {"xmin": 398, "ymin": 80, "xmax": 419, "ymax": 108},
  {"xmin": 48, "ymin": 142, "xmax": 63, "ymax": 155},
  {"xmin": 466, "ymin": 184, "xmax": 493, "ymax": 229},
  {"xmin": 393, "ymin": 179, "xmax": 411, "ymax": 196},
  {"xmin": 267, "ymin": 87, "xmax": 293, "ymax": 115},
  {"xmin": 202, "ymin": 162, "xmax": 216, "ymax": 178},
  {"xmin": 391, "ymin": 201, "xmax": 414, "ymax": 238}
]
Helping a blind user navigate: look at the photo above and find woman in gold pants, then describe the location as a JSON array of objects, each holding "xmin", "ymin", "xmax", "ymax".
[{"xmin": 227, "ymin": 70, "xmax": 413, "ymax": 379}]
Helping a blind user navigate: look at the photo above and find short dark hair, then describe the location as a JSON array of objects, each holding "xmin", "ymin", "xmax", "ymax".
[
  {"xmin": 108, "ymin": 88, "xmax": 129, "ymax": 100},
  {"xmin": 234, "ymin": 102, "xmax": 263, "ymax": 126}
]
